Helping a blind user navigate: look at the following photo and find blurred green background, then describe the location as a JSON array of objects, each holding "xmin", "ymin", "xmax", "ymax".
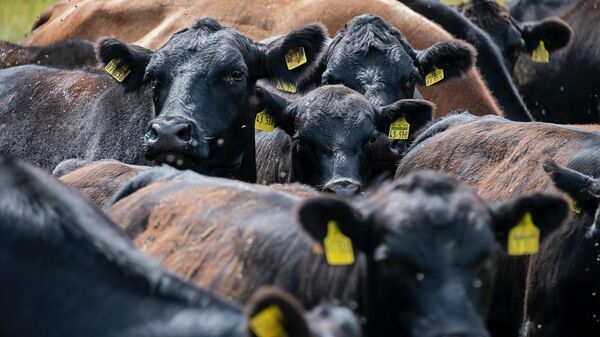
[{"xmin": 0, "ymin": 0, "xmax": 57, "ymax": 42}]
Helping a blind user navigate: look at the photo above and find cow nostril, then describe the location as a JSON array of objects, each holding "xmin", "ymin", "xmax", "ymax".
[
  {"xmin": 176, "ymin": 124, "xmax": 192, "ymax": 142},
  {"xmin": 149, "ymin": 124, "xmax": 160, "ymax": 140}
]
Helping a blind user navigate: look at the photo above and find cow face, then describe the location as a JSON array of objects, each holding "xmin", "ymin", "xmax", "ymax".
[
  {"xmin": 458, "ymin": 0, "xmax": 572, "ymax": 69},
  {"xmin": 96, "ymin": 18, "xmax": 326, "ymax": 178},
  {"xmin": 259, "ymin": 85, "xmax": 433, "ymax": 195},
  {"xmin": 297, "ymin": 171, "xmax": 567, "ymax": 337},
  {"xmin": 319, "ymin": 14, "xmax": 475, "ymax": 107}
]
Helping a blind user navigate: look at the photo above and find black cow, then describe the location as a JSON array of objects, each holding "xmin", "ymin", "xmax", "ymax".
[
  {"xmin": 0, "ymin": 17, "xmax": 326, "ymax": 181},
  {"xmin": 510, "ymin": 0, "xmax": 600, "ymax": 124},
  {"xmin": 521, "ymin": 159, "xmax": 600, "ymax": 337},
  {"xmin": 102, "ymin": 162, "xmax": 567, "ymax": 337},
  {"xmin": 0, "ymin": 39, "xmax": 97, "ymax": 69},
  {"xmin": 0, "ymin": 157, "xmax": 360, "ymax": 337},
  {"xmin": 456, "ymin": 0, "xmax": 572, "ymax": 72},
  {"xmin": 255, "ymin": 85, "xmax": 433, "ymax": 194}
]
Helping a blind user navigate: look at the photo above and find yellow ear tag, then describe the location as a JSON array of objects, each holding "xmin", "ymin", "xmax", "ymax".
[
  {"xmin": 285, "ymin": 47, "xmax": 307, "ymax": 70},
  {"xmin": 532, "ymin": 41, "xmax": 549, "ymax": 63},
  {"xmin": 104, "ymin": 58, "xmax": 131, "ymax": 83},
  {"xmin": 255, "ymin": 111, "xmax": 275, "ymax": 132},
  {"xmin": 323, "ymin": 220, "xmax": 355, "ymax": 266},
  {"xmin": 250, "ymin": 305, "xmax": 287, "ymax": 337},
  {"xmin": 276, "ymin": 80, "xmax": 297, "ymax": 93},
  {"xmin": 388, "ymin": 117, "xmax": 410, "ymax": 140},
  {"xmin": 508, "ymin": 212, "xmax": 540, "ymax": 256},
  {"xmin": 425, "ymin": 67, "xmax": 444, "ymax": 87},
  {"xmin": 566, "ymin": 194, "xmax": 581, "ymax": 215}
]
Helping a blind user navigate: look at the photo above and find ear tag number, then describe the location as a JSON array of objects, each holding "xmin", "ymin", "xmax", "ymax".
[
  {"xmin": 566, "ymin": 194, "xmax": 581, "ymax": 214},
  {"xmin": 250, "ymin": 305, "xmax": 287, "ymax": 337},
  {"xmin": 324, "ymin": 220, "xmax": 355, "ymax": 266},
  {"xmin": 532, "ymin": 41, "xmax": 549, "ymax": 63},
  {"xmin": 104, "ymin": 58, "xmax": 131, "ymax": 82},
  {"xmin": 285, "ymin": 47, "xmax": 307, "ymax": 70},
  {"xmin": 425, "ymin": 67, "xmax": 444, "ymax": 87},
  {"xmin": 276, "ymin": 80, "xmax": 297, "ymax": 93},
  {"xmin": 388, "ymin": 117, "xmax": 410, "ymax": 140},
  {"xmin": 255, "ymin": 111, "xmax": 275, "ymax": 132},
  {"xmin": 508, "ymin": 212, "xmax": 540, "ymax": 256}
]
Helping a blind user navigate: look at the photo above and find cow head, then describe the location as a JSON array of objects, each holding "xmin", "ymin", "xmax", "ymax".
[
  {"xmin": 458, "ymin": 0, "xmax": 572, "ymax": 69},
  {"xmin": 296, "ymin": 171, "xmax": 567, "ymax": 337},
  {"xmin": 96, "ymin": 17, "xmax": 326, "ymax": 180},
  {"xmin": 315, "ymin": 14, "xmax": 475, "ymax": 106},
  {"xmin": 259, "ymin": 85, "xmax": 433, "ymax": 195}
]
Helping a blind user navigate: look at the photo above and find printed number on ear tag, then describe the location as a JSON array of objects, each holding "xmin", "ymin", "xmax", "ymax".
[
  {"xmin": 104, "ymin": 58, "xmax": 131, "ymax": 82},
  {"xmin": 324, "ymin": 220, "xmax": 355, "ymax": 266},
  {"xmin": 566, "ymin": 194, "xmax": 581, "ymax": 215},
  {"xmin": 425, "ymin": 67, "xmax": 444, "ymax": 87},
  {"xmin": 255, "ymin": 111, "xmax": 275, "ymax": 132},
  {"xmin": 250, "ymin": 305, "xmax": 287, "ymax": 337},
  {"xmin": 508, "ymin": 212, "xmax": 540, "ymax": 256},
  {"xmin": 276, "ymin": 80, "xmax": 297, "ymax": 93},
  {"xmin": 532, "ymin": 41, "xmax": 549, "ymax": 63},
  {"xmin": 285, "ymin": 47, "xmax": 307, "ymax": 70},
  {"xmin": 388, "ymin": 117, "xmax": 410, "ymax": 140}
]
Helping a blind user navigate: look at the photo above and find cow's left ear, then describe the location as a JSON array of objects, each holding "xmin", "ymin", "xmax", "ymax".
[
  {"xmin": 261, "ymin": 23, "xmax": 328, "ymax": 84},
  {"xmin": 245, "ymin": 287, "xmax": 310, "ymax": 337},
  {"xmin": 96, "ymin": 37, "xmax": 154, "ymax": 91},
  {"xmin": 490, "ymin": 192, "xmax": 568, "ymax": 251},
  {"xmin": 520, "ymin": 18, "xmax": 572, "ymax": 54},
  {"xmin": 374, "ymin": 99, "xmax": 434, "ymax": 138},
  {"xmin": 254, "ymin": 86, "xmax": 296, "ymax": 135},
  {"xmin": 416, "ymin": 40, "xmax": 476, "ymax": 83}
]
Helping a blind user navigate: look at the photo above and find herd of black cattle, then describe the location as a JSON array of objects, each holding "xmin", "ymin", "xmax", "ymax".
[{"xmin": 0, "ymin": 0, "xmax": 599, "ymax": 337}]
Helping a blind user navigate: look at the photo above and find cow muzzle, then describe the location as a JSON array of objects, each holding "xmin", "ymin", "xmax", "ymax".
[
  {"xmin": 144, "ymin": 116, "xmax": 208, "ymax": 166},
  {"xmin": 323, "ymin": 178, "xmax": 362, "ymax": 196}
]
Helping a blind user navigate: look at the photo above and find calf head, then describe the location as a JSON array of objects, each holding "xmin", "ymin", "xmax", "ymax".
[
  {"xmin": 259, "ymin": 85, "xmax": 433, "ymax": 195},
  {"xmin": 296, "ymin": 171, "xmax": 567, "ymax": 337},
  {"xmin": 96, "ymin": 17, "xmax": 326, "ymax": 180},
  {"xmin": 315, "ymin": 14, "xmax": 475, "ymax": 106},
  {"xmin": 458, "ymin": 0, "xmax": 572, "ymax": 69}
]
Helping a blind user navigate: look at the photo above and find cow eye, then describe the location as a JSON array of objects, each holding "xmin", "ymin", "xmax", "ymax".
[
  {"xmin": 150, "ymin": 78, "xmax": 162, "ymax": 102},
  {"xmin": 231, "ymin": 70, "xmax": 245, "ymax": 82},
  {"xmin": 408, "ymin": 74, "xmax": 417, "ymax": 83}
]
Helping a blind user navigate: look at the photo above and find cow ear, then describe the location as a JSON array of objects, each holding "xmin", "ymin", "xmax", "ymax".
[
  {"xmin": 374, "ymin": 99, "xmax": 434, "ymax": 137},
  {"xmin": 543, "ymin": 159, "xmax": 600, "ymax": 213},
  {"xmin": 295, "ymin": 196, "xmax": 371, "ymax": 253},
  {"xmin": 246, "ymin": 287, "xmax": 310, "ymax": 337},
  {"xmin": 262, "ymin": 23, "xmax": 328, "ymax": 85},
  {"xmin": 416, "ymin": 40, "xmax": 476, "ymax": 83},
  {"xmin": 490, "ymin": 192, "xmax": 568, "ymax": 250},
  {"xmin": 521, "ymin": 18, "xmax": 572, "ymax": 54},
  {"xmin": 255, "ymin": 86, "xmax": 296, "ymax": 135},
  {"xmin": 96, "ymin": 37, "xmax": 153, "ymax": 91}
]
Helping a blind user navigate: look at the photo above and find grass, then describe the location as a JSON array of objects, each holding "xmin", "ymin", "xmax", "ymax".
[{"xmin": 0, "ymin": 0, "xmax": 57, "ymax": 42}]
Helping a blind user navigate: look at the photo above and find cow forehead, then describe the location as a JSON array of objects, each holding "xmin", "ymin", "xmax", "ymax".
[
  {"xmin": 296, "ymin": 90, "xmax": 376, "ymax": 135},
  {"xmin": 154, "ymin": 29, "xmax": 254, "ymax": 68}
]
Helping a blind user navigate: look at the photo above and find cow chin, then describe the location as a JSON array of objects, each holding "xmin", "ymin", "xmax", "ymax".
[{"xmin": 145, "ymin": 151, "xmax": 205, "ymax": 170}]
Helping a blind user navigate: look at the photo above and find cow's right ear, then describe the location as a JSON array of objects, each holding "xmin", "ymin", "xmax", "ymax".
[
  {"xmin": 255, "ymin": 86, "xmax": 296, "ymax": 136},
  {"xmin": 295, "ymin": 196, "xmax": 372, "ymax": 253},
  {"xmin": 490, "ymin": 192, "xmax": 568, "ymax": 250},
  {"xmin": 261, "ymin": 23, "xmax": 328, "ymax": 85},
  {"xmin": 245, "ymin": 287, "xmax": 310, "ymax": 337},
  {"xmin": 543, "ymin": 159, "xmax": 600, "ymax": 213},
  {"xmin": 375, "ymin": 99, "xmax": 434, "ymax": 138},
  {"xmin": 96, "ymin": 37, "xmax": 154, "ymax": 91}
]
